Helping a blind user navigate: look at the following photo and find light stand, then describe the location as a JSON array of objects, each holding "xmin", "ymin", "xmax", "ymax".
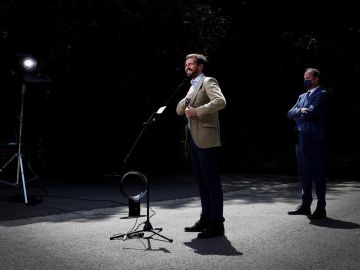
[
  {"xmin": 0, "ymin": 82, "xmax": 46, "ymax": 204},
  {"xmin": 0, "ymin": 56, "xmax": 49, "ymax": 205},
  {"xmin": 110, "ymin": 79, "xmax": 189, "ymax": 242}
]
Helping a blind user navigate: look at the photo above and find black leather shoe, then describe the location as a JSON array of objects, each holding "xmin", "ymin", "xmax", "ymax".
[
  {"xmin": 288, "ymin": 205, "xmax": 311, "ymax": 216},
  {"xmin": 184, "ymin": 220, "xmax": 206, "ymax": 232},
  {"xmin": 309, "ymin": 209, "xmax": 326, "ymax": 220},
  {"xmin": 197, "ymin": 224, "xmax": 224, "ymax": 239}
]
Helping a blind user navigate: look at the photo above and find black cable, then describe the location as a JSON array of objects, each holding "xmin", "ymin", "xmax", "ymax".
[{"xmin": 121, "ymin": 206, "xmax": 157, "ymax": 240}]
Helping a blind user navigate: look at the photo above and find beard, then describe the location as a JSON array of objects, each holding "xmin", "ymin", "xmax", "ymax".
[{"xmin": 186, "ymin": 69, "xmax": 196, "ymax": 78}]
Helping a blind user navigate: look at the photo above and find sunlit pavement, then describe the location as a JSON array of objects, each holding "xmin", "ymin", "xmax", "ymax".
[{"xmin": 0, "ymin": 174, "xmax": 359, "ymax": 269}]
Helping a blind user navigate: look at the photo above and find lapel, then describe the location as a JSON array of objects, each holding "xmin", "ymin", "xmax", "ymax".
[
  {"xmin": 305, "ymin": 87, "xmax": 321, "ymax": 106},
  {"xmin": 300, "ymin": 93, "xmax": 307, "ymax": 107},
  {"xmin": 190, "ymin": 76, "xmax": 206, "ymax": 106}
]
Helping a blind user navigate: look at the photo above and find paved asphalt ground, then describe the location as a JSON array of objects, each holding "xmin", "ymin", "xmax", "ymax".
[{"xmin": 0, "ymin": 173, "xmax": 359, "ymax": 269}]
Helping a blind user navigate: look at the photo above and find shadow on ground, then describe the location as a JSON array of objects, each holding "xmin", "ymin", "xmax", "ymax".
[
  {"xmin": 184, "ymin": 236, "xmax": 243, "ymax": 256},
  {"xmin": 1, "ymin": 173, "xmax": 360, "ymax": 225},
  {"xmin": 309, "ymin": 217, "xmax": 360, "ymax": 229}
]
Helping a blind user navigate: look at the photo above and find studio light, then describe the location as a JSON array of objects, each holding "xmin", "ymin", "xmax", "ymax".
[{"xmin": 22, "ymin": 57, "xmax": 37, "ymax": 71}]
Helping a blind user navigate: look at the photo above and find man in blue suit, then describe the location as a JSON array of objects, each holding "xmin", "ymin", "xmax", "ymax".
[{"xmin": 287, "ymin": 68, "xmax": 329, "ymax": 219}]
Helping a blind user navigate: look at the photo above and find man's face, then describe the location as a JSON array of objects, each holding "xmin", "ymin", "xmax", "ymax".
[
  {"xmin": 304, "ymin": 71, "xmax": 314, "ymax": 81},
  {"xmin": 185, "ymin": 58, "xmax": 201, "ymax": 79},
  {"xmin": 304, "ymin": 71, "xmax": 319, "ymax": 87}
]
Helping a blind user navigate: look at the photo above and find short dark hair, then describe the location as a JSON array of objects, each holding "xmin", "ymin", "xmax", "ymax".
[
  {"xmin": 305, "ymin": 68, "xmax": 320, "ymax": 79},
  {"xmin": 186, "ymin": 53, "xmax": 208, "ymax": 67}
]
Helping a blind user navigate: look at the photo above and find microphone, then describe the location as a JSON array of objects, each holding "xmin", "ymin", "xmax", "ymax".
[
  {"xmin": 182, "ymin": 76, "xmax": 190, "ymax": 83},
  {"xmin": 178, "ymin": 77, "xmax": 190, "ymax": 90},
  {"xmin": 185, "ymin": 97, "xmax": 190, "ymax": 108}
]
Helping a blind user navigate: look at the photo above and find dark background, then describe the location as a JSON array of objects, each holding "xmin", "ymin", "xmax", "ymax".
[{"xmin": 0, "ymin": 0, "xmax": 359, "ymax": 181}]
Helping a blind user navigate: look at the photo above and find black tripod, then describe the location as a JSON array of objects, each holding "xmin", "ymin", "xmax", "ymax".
[
  {"xmin": 0, "ymin": 82, "xmax": 47, "ymax": 204},
  {"xmin": 110, "ymin": 79, "xmax": 188, "ymax": 242}
]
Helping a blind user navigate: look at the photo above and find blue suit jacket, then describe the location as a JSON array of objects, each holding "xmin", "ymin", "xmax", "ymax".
[{"xmin": 288, "ymin": 87, "xmax": 329, "ymax": 142}]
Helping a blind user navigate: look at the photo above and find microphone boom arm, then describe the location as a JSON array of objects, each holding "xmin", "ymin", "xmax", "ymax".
[{"xmin": 123, "ymin": 79, "xmax": 188, "ymax": 165}]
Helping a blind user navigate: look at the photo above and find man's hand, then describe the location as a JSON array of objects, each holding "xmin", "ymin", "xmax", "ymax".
[
  {"xmin": 185, "ymin": 106, "xmax": 197, "ymax": 118},
  {"xmin": 300, "ymin": 108, "xmax": 308, "ymax": 113}
]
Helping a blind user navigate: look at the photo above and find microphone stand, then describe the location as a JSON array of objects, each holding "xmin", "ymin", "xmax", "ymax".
[
  {"xmin": 110, "ymin": 79, "xmax": 188, "ymax": 242},
  {"xmin": 123, "ymin": 78, "xmax": 188, "ymax": 165}
]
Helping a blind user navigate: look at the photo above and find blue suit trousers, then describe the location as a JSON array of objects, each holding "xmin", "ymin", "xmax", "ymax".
[
  {"xmin": 296, "ymin": 136, "xmax": 326, "ymax": 210},
  {"xmin": 187, "ymin": 135, "xmax": 224, "ymax": 226}
]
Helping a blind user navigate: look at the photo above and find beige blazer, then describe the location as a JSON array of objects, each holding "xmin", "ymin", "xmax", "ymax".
[{"xmin": 176, "ymin": 76, "xmax": 226, "ymax": 148}]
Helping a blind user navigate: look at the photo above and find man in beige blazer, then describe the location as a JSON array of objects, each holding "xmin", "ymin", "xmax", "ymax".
[{"xmin": 176, "ymin": 53, "xmax": 226, "ymax": 239}]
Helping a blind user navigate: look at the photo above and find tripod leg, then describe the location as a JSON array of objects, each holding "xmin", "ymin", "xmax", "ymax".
[
  {"xmin": 18, "ymin": 155, "xmax": 28, "ymax": 204},
  {"xmin": 0, "ymin": 153, "xmax": 17, "ymax": 172},
  {"xmin": 148, "ymin": 229, "xmax": 173, "ymax": 242},
  {"xmin": 24, "ymin": 157, "xmax": 49, "ymax": 194},
  {"xmin": 0, "ymin": 154, "xmax": 18, "ymax": 186},
  {"xmin": 110, "ymin": 230, "xmax": 145, "ymax": 240}
]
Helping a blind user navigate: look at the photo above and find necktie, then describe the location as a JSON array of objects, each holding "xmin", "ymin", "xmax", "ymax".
[{"xmin": 185, "ymin": 86, "xmax": 195, "ymax": 129}]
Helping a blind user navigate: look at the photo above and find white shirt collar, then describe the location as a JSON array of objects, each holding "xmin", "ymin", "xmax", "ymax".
[{"xmin": 190, "ymin": 73, "xmax": 205, "ymax": 87}]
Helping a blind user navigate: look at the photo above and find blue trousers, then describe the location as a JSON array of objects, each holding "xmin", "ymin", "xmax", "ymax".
[
  {"xmin": 296, "ymin": 136, "xmax": 326, "ymax": 210},
  {"xmin": 187, "ymin": 135, "xmax": 224, "ymax": 226}
]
